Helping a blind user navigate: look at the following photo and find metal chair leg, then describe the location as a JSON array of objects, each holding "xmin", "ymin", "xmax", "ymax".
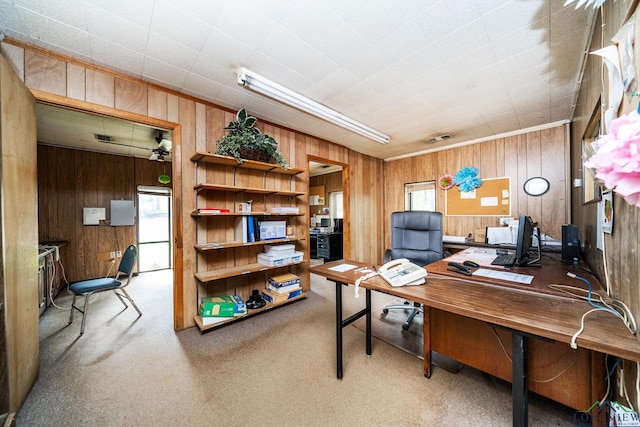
[
  {"xmin": 80, "ymin": 294, "xmax": 91, "ymax": 335},
  {"xmin": 120, "ymin": 288, "xmax": 142, "ymax": 317},
  {"xmin": 113, "ymin": 289, "xmax": 129, "ymax": 309},
  {"xmin": 69, "ymin": 294, "xmax": 77, "ymax": 324}
]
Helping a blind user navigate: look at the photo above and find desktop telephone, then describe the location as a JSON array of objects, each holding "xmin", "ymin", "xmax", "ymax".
[{"xmin": 378, "ymin": 258, "xmax": 427, "ymax": 287}]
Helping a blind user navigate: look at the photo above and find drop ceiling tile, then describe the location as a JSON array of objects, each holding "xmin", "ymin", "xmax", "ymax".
[
  {"xmin": 90, "ymin": 37, "xmax": 145, "ymax": 76},
  {"xmin": 278, "ymin": 0, "xmax": 344, "ymax": 48},
  {"xmin": 342, "ymin": 49, "xmax": 389, "ymax": 81},
  {"xmin": 447, "ymin": 44, "xmax": 498, "ymax": 79},
  {"xmin": 85, "ymin": 3, "xmax": 149, "ymax": 54},
  {"xmin": 13, "ymin": 8, "xmax": 92, "ymax": 57},
  {"xmin": 433, "ymin": 20, "xmax": 490, "ymax": 63},
  {"xmin": 481, "ymin": 0, "xmax": 548, "ymax": 42},
  {"xmin": 255, "ymin": 25, "xmax": 314, "ymax": 71},
  {"xmin": 86, "ymin": 0, "xmax": 155, "ymax": 28},
  {"xmin": 345, "ymin": 0, "xmax": 413, "ymax": 45},
  {"xmin": 318, "ymin": 68, "xmax": 361, "ymax": 95},
  {"xmin": 214, "ymin": 3, "xmax": 280, "ymax": 50},
  {"xmin": 142, "ymin": 57, "xmax": 190, "ymax": 90},
  {"xmin": 146, "ymin": 32, "xmax": 199, "ymax": 71},
  {"xmin": 150, "ymin": 1, "xmax": 213, "ymax": 51},
  {"xmin": 15, "ymin": 0, "xmax": 87, "ymax": 29},
  {"xmin": 168, "ymin": 0, "xmax": 227, "ymax": 24},
  {"xmin": 373, "ymin": 21, "xmax": 430, "ymax": 64},
  {"xmin": 315, "ymin": 23, "xmax": 369, "ymax": 66},
  {"xmin": 492, "ymin": 26, "xmax": 547, "ymax": 61},
  {"xmin": 413, "ymin": 0, "xmax": 482, "ymax": 42},
  {"xmin": 199, "ymin": 28, "xmax": 254, "ymax": 67},
  {"xmin": 399, "ymin": 0, "xmax": 440, "ymax": 17}
]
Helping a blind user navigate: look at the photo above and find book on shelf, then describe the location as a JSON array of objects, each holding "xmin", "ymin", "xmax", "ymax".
[
  {"xmin": 235, "ymin": 216, "xmax": 262, "ymax": 243},
  {"xmin": 234, "ymin": 217, "xmax": 248, "ymax": 243},
  {"xmin": 200, "ymin": 295, "xmax": 246, "ymax": 317},
  {"xmin": 198, "ymin": 207, "xmax": 230, "ymax": 214}
]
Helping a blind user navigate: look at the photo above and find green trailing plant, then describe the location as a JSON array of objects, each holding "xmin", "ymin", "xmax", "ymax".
[{"xmin": 215, "ymin": 108, "xmax": 288, "ymax": 168}]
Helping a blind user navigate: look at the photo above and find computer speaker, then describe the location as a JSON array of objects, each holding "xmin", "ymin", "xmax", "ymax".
[{"xmin": 562, "ymin": 224, "xmax": 580, "ymax": 263}]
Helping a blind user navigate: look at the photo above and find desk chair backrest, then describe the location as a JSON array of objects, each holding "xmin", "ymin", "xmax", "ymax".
[
  {"xmin": 117, "ymin": 245, "xmax": 137, "ymax": 283},
  {"xmin": 389, "ymin": 211, "xmax": 443, "ymax": 266}
]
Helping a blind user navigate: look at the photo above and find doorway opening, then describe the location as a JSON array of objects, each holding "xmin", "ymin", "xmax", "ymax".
[
  {"xmin": 308, "ymin": 159, "xmax": 347, "ymax": 265},
  {"xmin": 137, "ymin": 185, "xmax": 172, "ymax": 272}
]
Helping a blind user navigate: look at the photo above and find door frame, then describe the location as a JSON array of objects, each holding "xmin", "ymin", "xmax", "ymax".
[
  {"xmin": 307, "ymin": 156, "xmax": 350, "ymax": 260},
  {"xmin": 31, "ymin": 90, "xmax": 184, "ymax": 328}
]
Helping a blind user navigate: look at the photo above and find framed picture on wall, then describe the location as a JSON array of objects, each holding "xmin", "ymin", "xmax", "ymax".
[{"xmin": 582, "ymin": 100, "xmax": 603, "ymax": 204}]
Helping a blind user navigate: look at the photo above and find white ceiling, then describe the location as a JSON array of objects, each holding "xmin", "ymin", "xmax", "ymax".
[{"xmin": 0, "ymin": 0, "xmax": 596, "ymax": 160}]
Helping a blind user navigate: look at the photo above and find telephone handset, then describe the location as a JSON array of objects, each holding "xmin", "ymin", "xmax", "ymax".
[{"xmin": 378, "ymin": 258, "xmax": 427, "ymax": 287}]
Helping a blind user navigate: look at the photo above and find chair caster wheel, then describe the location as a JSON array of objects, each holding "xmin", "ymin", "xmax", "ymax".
[
  {"xmin": 402, "ymin": 324, "xmax": 409, "ymax": 331},
  {"xmin": 382, "ymin": 308, "xmax": 389, "ymax": 315}
]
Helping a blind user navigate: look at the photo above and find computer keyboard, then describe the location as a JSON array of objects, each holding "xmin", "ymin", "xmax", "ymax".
[{"xmin": 491, "ymin": 253, "xmax": 516, "ymax": 266}]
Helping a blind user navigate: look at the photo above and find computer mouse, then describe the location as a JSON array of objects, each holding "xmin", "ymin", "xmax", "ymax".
[{"xmin": 463, "ymin": 260, "xmax": 480, "ymax": 268}]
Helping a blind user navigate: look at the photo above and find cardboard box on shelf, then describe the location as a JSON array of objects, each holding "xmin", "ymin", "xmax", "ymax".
[
  {"xmin": 261, "ymin": 288, "xmax": 302, "ymax": 304},
  {"xmin": 257, "ymin": 251, "xmax": 303, "ymax": 267},
  {"xmin": 268, "ymin": 273, "xmax": 300, "ymax": 288},
  {"xmin": 264, "ymin": 244, "xmax": 295, "ymax": 256}
]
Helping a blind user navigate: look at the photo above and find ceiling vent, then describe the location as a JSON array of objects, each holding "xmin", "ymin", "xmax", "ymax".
[
  {"xmin": 426, "ymin": 134, "xmax": 452, "ymax": 144},
  {"xmin": 94, "ymin": 134, "xmax": 113, "ymax": 143}
]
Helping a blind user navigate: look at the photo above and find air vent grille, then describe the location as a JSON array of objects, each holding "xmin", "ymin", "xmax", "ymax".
[
  {"xmin": 426, "ymin": 134, "xmax": 452, "ymax": 144},
  {"xmin": 94, "ymin": 134, "xmax": 113, "ymax": 142}
]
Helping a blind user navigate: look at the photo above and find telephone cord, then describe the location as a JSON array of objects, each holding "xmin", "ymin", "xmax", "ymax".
[{"xmin": 354, "ymin": 272, "xmax": 378, "ymax": 298}]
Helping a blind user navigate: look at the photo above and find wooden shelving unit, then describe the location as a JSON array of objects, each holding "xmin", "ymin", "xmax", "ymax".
[{"xmin": 191, "ymin": 152, "xmax": 307, "ymax": 332}]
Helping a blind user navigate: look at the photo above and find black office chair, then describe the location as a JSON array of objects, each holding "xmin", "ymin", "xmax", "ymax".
[
  {"xmin": 68, "ymin": 244, "xmax": 142, "ymax": 335},
  {"xmin": 382, "ymin": 211, "xmax": 443, "ymax": 331}
]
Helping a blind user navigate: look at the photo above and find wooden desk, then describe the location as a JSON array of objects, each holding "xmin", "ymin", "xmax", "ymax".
[{"xmin": 310, "ymin": 258, "xmax": 640, "ymax": 427}]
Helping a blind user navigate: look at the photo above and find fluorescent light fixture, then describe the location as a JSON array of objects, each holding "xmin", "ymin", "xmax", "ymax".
[{"xmin": 237, "ymin": 67, "xmax": 390, "ymax": 144}]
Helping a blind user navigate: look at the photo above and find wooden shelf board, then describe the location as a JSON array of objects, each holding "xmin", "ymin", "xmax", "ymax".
[
  {"xmin": 195, "ymin": 237, "xmax": 304, "ymax": 251},
  {"xmin": 191, "ymin": 210, "xmax": 305, "ymax": 218},
  {"xmin": 194, "ymin": 183, "xmax": 305, "ymax": 197},
  {"xmin": 190, "ymin": 152, "xmax": 304, "ymax": 175},
  {"xmin": 194, "ymin": 292, "xmax": 307, "ymax": 331},
  {"xmin": 194, "ymin": 261, "xmax": 307, "ymax": 282}
]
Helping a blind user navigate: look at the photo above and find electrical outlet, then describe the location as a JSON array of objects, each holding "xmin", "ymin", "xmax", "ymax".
[
  {"xmin": 116, "ymin": 250, "xmax": 122, "ymax": 257},
  {"xmin": 109, "ymin": 251, "xmax": 116, "ymax": 258}
]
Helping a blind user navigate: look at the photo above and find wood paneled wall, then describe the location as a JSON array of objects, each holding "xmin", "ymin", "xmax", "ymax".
[
  {"xmin": 37, "ymin": 145, "xmax": 172, "ymax": 281},
  {"xmin": 384, "ymin": 125, "xmax": 568, "ymax": 245},
  {"xmin": 569, "ymin": 1, "xmax": 640, "ymax": 407},
  {"xmin": 2, "ymin": 40, "xmax": 385, "ymax": 330}
]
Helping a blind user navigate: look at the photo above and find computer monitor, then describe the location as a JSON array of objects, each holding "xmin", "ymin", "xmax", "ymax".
[{"xmin": 515, "ymin": 215, "xmax": 538, "ymax": 266}]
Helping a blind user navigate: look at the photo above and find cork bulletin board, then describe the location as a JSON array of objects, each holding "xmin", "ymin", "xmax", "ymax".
[{"xmin": 445, "ymin": 177, "xmax": 511, "ymax": 216}]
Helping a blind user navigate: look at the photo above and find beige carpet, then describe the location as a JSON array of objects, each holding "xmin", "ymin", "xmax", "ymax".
[
  {"xmin": 15, "ymin": 269, "xmax": 577, "ymax": 426},
  {"xmin": 352, "ymin": 297, "xmax": 423, "ymax": 359}
]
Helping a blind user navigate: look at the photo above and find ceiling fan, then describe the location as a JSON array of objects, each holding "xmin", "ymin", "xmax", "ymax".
[{"xmin": 150, "ymin": 130, "xmax": 172, "ymax": 161}]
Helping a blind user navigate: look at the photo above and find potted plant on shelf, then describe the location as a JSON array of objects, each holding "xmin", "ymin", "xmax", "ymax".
[{"xmin": 215, "ymin": 108, "xmax": 288, "ymax": 168}]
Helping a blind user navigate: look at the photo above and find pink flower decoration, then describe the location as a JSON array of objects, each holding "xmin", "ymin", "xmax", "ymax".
[
  {"xmin": 585, "ymin": 111, "xmax": 640, "ymax": 207},
  {"xmin": 439, "ymin": 174, "xmax": 455, "ymax": 190}
]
